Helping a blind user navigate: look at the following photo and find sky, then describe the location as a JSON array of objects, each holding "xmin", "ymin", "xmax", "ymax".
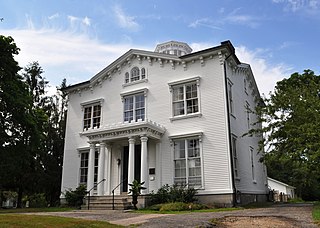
[{"xmin": 0, "ymin": 0, "xmax": 319, "ymax": 96}]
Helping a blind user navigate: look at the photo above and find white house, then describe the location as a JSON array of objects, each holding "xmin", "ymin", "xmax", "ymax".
[
  {"xmin": 268, "ymin": 177, "xmax": 295, "ymax": 200},
  {"xmin": 60, "ymin": 40, "xmax": 268, "ymax": 208}
]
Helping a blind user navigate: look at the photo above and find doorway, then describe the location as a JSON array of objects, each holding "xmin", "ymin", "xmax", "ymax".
[{"xmin": 122, "ymin": 145, "xmax": 141, "ymax": 192}]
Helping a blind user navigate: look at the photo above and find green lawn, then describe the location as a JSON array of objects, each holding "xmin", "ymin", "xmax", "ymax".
[
  {"xmin": 313, "ymin": 202, "xmax": 320, "ymax": 225},
  {"xmin": 0, "ymin": 214, "xmax": 123, "ymax": 228},
  {"xmin": 0, "ymin": 207, "xmax": 74, "ymax": 214}
]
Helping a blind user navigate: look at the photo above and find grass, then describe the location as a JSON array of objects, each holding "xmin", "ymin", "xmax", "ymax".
[
  {"xmin": 0, "ymin": 214, "xmax": 123, "ymax": 228},
  {"xmin": 0, "ymin": 207, "xmax": 74, "ymax": 214},
  {"xmin": 312, "ymin": 202, "xmax": 320, "ymax": 225}
]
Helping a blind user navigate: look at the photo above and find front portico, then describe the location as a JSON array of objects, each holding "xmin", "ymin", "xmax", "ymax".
[{"xmin": 80, "ymin": 120, "xmax": 165, "ymax": 196}]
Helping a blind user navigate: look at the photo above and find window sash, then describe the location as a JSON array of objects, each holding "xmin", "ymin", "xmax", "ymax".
[
  {"xmin": 123, "ymin": 94, "xmax": 145, "ymax": 122},
  {"xmin": 83, "ymin": 104, "xmax": 101, "ymax": 130},
  {"xmin": 174, "ymin": 138, "xmax": 202, "ymax": 187},
  {"xmin": 172, "ymin": 82, "xmax": 199, "ymax": 117}
]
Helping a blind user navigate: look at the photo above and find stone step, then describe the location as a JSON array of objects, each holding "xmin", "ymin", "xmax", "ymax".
[{"xmin": 82, "ymin": 195, "xmax": 133, "ymax": 210}]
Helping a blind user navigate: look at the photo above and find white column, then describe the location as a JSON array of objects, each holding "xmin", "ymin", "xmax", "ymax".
[
  {"xmin": 103, "ymin": 144, "xmax": 110, "ymax": 195},
  {"xmin": 97, "ymin": 142, "xmax": 105, "ymax": 196},
  {"xmin": 87, "ymin": 143, "xmax": 95, "ymax": 194},
  {"xmin": 140, "ymin": 136, "xmax": 148, "ymax": 194},
  {"xmin": 128, "ymin": 137, "xmax": 135, "ymax": 193},
  {"xmin": 107, "ymin": 144, "xmax": 112, "ymax": 195}
]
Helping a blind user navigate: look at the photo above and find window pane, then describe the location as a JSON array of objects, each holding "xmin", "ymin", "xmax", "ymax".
[
  {"xmin": 186, "ymin": 99, "xmax": 198, "ymax": 114},
  {"xmin": 131, "ymin": 67, "xmax": 140, "ymax": 81},
  {"xmin": 124, "ymin": 111, "xmax": 133, "ymax": 122},
  {"xmin": 173, "ymin": 102, "xmax": 185, "ymax": 116},
  {"xmin": 135, "ymin": 109, "xmax": 145, "ymax": 121},
  {"xmin": 124, "ymin": 97, "xmax": 134, "ymax": 111},
  {"xmin": 135, "ymin": 94, "xmax": 145, "ymax": 108},
  {"xmin": 83, "ymin": 107, "xmax": 92, "ymax": 130},
  {"xmin": 173, "ymin": 86, "xmax": 184, "ymax": 101},
  {"xmin": 141, "ymin": 68, "xmax": 146, "ymax": 79},
  {"xmin": 188, "ymin": 139, "xmax": 200, "ymax": 157},
  {"xmin": 186, "ymin": 83, "xmax": 197, "ymax": 99},
  {"xmin": 125, "ymin": 72, "xmax": 129, "ymax": 83},
  {"xmin": 174, "ymin": 141, "xmax": 185, "ymax": 159}
]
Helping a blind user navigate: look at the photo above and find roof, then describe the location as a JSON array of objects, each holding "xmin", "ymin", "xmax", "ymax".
[
  {"xmin": 63, "ymin": 40, "xmax": 245, "ymax": 93},
  {"xmin": 268, "ymin": 177, "xmax": 296, "ymax": 189}
]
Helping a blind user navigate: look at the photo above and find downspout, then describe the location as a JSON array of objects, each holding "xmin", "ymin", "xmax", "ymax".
[{"xmin": 223, "ymin": 53, "xmax": 237, "ymax": 207}]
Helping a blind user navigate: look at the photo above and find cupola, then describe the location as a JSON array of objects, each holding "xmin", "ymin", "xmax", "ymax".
[{"xmin": 154, "ymin": 41, "xmax": 192, "ymax": 57}]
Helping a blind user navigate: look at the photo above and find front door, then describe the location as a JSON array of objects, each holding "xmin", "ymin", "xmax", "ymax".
[{"xmin": 122, "ymin": 145, "xmax": 141, "ymax": 192}]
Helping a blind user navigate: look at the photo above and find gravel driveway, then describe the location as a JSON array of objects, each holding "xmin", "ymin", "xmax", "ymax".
[{"xmin": 28, "ymin": 203, "xmax": 318, "ymax": 227}]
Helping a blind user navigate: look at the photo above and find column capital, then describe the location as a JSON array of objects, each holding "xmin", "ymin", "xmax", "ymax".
[
  {"xmin": 140, "ymin": 136, "xmax": 148, "ymax": 142},
  {"xmin": 89, "ymin": 143, "xmax": 96, "ymax": 149},
  {"xmin": 128, "ymin": 137, "xmax": 136, "ymax": 144},
  {"xmin": 99, "ymin": 141, "xmax": 106, "ymax": 146}
]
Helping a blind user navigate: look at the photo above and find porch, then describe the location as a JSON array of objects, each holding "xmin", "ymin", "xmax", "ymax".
[{"xmin": 80, "ymin": 119, "xmax": 165, "ymax": 201}]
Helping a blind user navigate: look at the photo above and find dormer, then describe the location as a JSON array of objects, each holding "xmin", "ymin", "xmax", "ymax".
[{"xmin": 154, "ymin": 41, "xmax": 192, "ymax": 57}]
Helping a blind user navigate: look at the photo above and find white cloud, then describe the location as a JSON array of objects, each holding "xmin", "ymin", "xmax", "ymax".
[
  {"xmin": 82, "ymin": 16, "xmax": 91, "ymax": 26},
  {"xmin": 48, "ymin": 13, "xmax": 60, "ymax": 20},
  {"xmin": 188, "ymin": 18, "xmax": 222, "ymax": 30},
  {"xmin": 113, "ymin": 5, "xmax": 140, "ymax": 31},
  {"xmin": 273, "ymin": 0, "xmax": 320, "ymax": 13},
  {"xmin": 1, "ymin": 27, "xmax": 133, "ymax": 87},
  {"xmin": 236, "ymin": 46, "xmax": 292, "ymax": 95}
]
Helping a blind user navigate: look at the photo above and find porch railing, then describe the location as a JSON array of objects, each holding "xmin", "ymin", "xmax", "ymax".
[
  {"xmin": 86, "ymin": 178, "xmax": 106, "ymax": 210},
  {"xmin": 111, "ymin": 178, "xmax": 127, "ymax": 210}
]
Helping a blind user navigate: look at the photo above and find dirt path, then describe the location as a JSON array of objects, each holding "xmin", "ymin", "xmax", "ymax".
[{"xmin": 23, "ymin": 203, "xmax": 318, "ymax": 227}]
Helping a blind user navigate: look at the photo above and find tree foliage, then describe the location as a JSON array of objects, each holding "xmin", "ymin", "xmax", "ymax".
[
  {"xmin": 251, "ymin": 70, "xmax": 320, "ymax": 200},
  {"xmin": 0, "ymin": 35, "xmax": 67, "ymax": 207}
]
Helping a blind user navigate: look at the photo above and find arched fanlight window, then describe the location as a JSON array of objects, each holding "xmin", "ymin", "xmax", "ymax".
[
  {"xmin": 125, "ymin": 72, "xmax": 129, "ymax": 83},
  {"xmin": 141, "ymin": 68, "xmax": 146, "ymax": 79},
  {"xmin": 131, "ymin": 67, "xmax": 140, "ymax": 82}
]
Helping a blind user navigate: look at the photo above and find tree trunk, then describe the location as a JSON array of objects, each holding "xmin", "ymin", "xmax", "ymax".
[{"xmin": 17, "ymin": 187, "xmax": 23, "ymax": 208}]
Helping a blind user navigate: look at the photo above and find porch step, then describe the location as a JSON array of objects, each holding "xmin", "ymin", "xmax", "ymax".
[{"xmin": 82, "ymin": 195, "xmax": 133, "ymax": 210}]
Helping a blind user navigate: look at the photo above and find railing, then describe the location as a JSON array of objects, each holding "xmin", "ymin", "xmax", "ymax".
[
  {"xmin": 86, "ymin": 179, "xmax": 106, "ymax": 210},
  {"xmin": 111, "ymin": 178, "xmax": 127, "ymax": 210}
]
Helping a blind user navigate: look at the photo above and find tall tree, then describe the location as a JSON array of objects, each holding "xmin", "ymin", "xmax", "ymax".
[
  {"xmin": 250, "ymin": 70, "xmax": 320, "ymax": 200},
  {"xmin": 0, "ymin": 36, "xmax": 44, "ymax": 207}
]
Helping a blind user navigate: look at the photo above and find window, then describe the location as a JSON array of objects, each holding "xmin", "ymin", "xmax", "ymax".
[
  {"xmin": 130, "ymin": 67, "xmax": 140, "ymax": 82},
  {"xmin": 124, "ymin": 94, "xmax": 145, "ymax": 122},
  {"xmin": 246, "ymin": 102, "xmax": 250, "ymax": 129},
  {"xmin": 125, "ymin": 72, "xmax": 129, "ymax": 83},
  {"xmin": 79, "ymin": 152, "xmax": 89, "ymax": 185},
  {"xmin": 244, "ymin": 78, "xmax": 248, "ymax": 94},
  {"xmin": 124, "ymin": 67, "xmax": 147, "ymax": 85},
  {"xmin": 250, "ymin": 147, "xmax": 255, "ymax": 181},
  {"xmin": 172, "ymin": 82, "xmax": 199, "ymax": 116},
  {"xmin": 169, "ymin": 77, "xmax": 200, "ymax": 120},
  {"xmin": 79, "ymin": 150, "xmax": 99, "ymax": 186},
  {"xmin": 83, "ymin": 104, "xmax": 101, "ymax": 130},
  {"xmin": 231, "ymin": 135, "xmax": 239, "ymax": 178},
  {"xmin": 174, "ymin": 138, "xmax": 202, "ymax": 187},
  {"xmin": 141, "ymin": 68, "xmax": 146, "ymax": 79},
  {"xmin": 227, "ymin": 81, "xmax": 234, "ymax": 115}
]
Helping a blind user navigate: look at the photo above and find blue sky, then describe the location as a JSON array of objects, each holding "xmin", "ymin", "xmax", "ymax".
[{"xmin": 0, "ymin": 0, "xmax": 319, "ymax": 95}]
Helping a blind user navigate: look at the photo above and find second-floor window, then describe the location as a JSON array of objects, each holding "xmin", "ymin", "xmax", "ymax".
[
  {"xmin": 124, "ymin": 94, "xmax": 145, "ymax": 122},
  {"xmin": 172, "ymin": 82, "xmax": 199, "ymax": 116},
  {"xmin": 83, "ymin": 104, "xmax": 101, "ymax": 130}
]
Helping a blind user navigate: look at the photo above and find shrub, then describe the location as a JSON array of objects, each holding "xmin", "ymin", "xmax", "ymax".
[
  {"xmin": 150, "ymin": 184, "xmax": 198, "ymax": 205},
  {"xmin": 64, "ymin": 185, "xmax": 87, "ymax": 208},
  {"xmin": 28, "ymin": 193, "xmax": 47, "ymax": 208},
  {"xmin": 158, "ymin": 202, "xmax": 207, "ymax": 211}
]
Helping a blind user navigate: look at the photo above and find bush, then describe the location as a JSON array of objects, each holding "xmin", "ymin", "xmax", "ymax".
[
  {"xmin": 158, "ymin": 202, "xmax": 207, "ymax": 211},
  {"xmin": 28, "ymin": 193, "xmax": 47, "ymax": 208},
  {"xmin": 150, "ymin": 184, "xmax": 198, "ymax": 205},
  {"xmin": 64, "ymin": 185, "xmax": 87, "ymax": 208}
]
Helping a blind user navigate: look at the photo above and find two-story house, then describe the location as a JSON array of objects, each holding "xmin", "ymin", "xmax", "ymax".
[{"xmin": 60, "ymin": 40, "xmax": 268, "ymax": 208}]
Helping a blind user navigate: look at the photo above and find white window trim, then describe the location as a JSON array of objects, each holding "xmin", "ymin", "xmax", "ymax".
[
  {"xmin": 81, "ymin": 99, "xmax": 104, "ymax": 131},
  {"xmin": 169, "ymin": 131, "xmax": 204, "ymax": 189},
  {"xmin": 227, "ymin": 79, "xmax": 234, "ymax": 116},
  {"xmin": 121, "ymin": 88, "xmax": 148, "ymax": 123},
  {"xmin": 123, "ymin": 67, "xmax": 148, "ymax": 87},
  {"xmin": 250, "ymin": 146, "xmax": 256, "ymax": 183},
  {"xmin": 168, "ymin": 76, "xmax": 201, "ymax": 121},
  {"xmin": 231, "ymin": 134, "xmax": 240, "ymax": 181},
  {"xmin": 80, "ymin": 98, "xmax": 104, "ymax": 108}
]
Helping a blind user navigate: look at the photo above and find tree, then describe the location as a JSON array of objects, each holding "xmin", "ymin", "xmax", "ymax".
[
  {"xmin": 250, "ymin": 70, "xmax": 320, "ymax": 200},
  {"xmin": 0, "ymin": 36, "xmax": 45, "ymax": 207}
]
